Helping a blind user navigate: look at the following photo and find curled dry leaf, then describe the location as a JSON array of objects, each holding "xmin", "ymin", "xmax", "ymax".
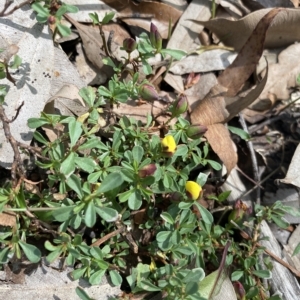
[
  {"xmin": 191, "ymin": 8, "xmax": 281, "ymax": 175},
  {"xmin": 258, "ymin": 43, "xmax": 300, "ymax": 101},
  {"xmin": 195, "ymin": 8, "xmax": 300, "ymax": 51},
  {"xmin": 166, "ymin": 0, "xmax": 211, "ymax": 52},
  {"xmin": 117, "ymin": 1, "xmax": 182, "ymax": 39}
]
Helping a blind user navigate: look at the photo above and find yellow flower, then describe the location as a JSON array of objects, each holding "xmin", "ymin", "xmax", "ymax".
[
  {"xmin": 161, "ymin": 135, "xmax": 176, "ymax": 156},
  {"xmin": 185, "ymin": 181, "xmax": 202, "ymax": 201}
]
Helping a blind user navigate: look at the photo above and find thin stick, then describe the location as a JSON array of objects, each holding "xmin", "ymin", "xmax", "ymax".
[
  {"xmin": 91, "ymin": 227, "xmax": 125, "ymax": 247},
  {"xmin": 237, "ymin": 225, "xmax": 300, "ymax": 278},
  {"xmin": 0, "ymin": 0, "xmax": 33, "ymax": 17},
  {"xmin": 239, "ymin": 113, "xmax": 261, "ymax": 204}
]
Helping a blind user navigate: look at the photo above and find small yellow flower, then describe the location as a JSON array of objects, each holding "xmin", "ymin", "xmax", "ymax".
[
  {"xmin": 161, "ymin": 135, "xmax": 176, "ymax": 156},
  {"xmin": 185, "ymin": 181, "xmax": 202, "ymax": 200}
]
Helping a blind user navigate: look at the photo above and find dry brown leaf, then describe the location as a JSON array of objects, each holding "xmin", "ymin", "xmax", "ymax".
[
  {"xmin": 191, "ymin": 9, "xmax": 280, "ymax": 175},
  {"xmin": 243, "ymin": 0, "xmax": 295, "ymax": 8},
  {"xmin": 167, "ymin": 0, "xmax": 211, "ymax": 53},
  {"xmin": 169, "ymin": 50, "xmax": 237, "ymax": 75},
  {"xmin": 258, "ymin": 43, "xmax": 300, "ymax": 101},
  {"xmin": 218, "ymin": 8, "xmax": 282, "ymax": 96},
  {"xmin": 117, "ymin": 1, "xmax": 182, "ymax": 39},
  {"xmin": 196, "ymin": 8, "xmax": 300, "ymax": 51},
  {"xmin": 64, "ymin": 14, "xmax": 114, "ymax": 75},
  {"xmin": 207, "ymin": 124, "xmax": 237, "ymax": 175},
  {"xmin": 0, "ymin": 210, "xmax": 16, "ymax": 228},
  {"xmin": 224, "ymin": 67, "xmax": 268, "ymax": 122},
  {"xmin": 113, "ymin": 99, "xmax": 169, "ymax": 124}
]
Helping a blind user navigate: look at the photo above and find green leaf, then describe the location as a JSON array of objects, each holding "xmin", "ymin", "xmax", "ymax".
[
  {"xmin": 55, "ymin": 5, "xmax": 68, "ymax": 18},
  {"xmin": 98, "ymin": 86, "xmax": 112, "ymax": 97},
  {"xmin": 85, "ymin": 201, "xmax": 97, "ymax": 227},
  {"xmin": 33, "ymin": 131, "xmax": 48, "ymax": 145},
  {"xmin": 109, "ymin": 270, "xmax": 122, "ymax": 286},
  {"xmin": 31, "ymin": 3, "xmax": 50, "ymax": 18},
  {"xmin": 79, "ymin": 86, "xmax": 96, "ymax": 107},
  {"xmin": 194, "ymin": 202, "xmax": 213, "ymax": 225},
  {"xmin": 231, "ymin": 270, "xmax": 244, "ymax": 281},
  {"xmin": 89, "ymin": 12, "xmax": 100, "ymax": 25},
  {"xmin": 66, "ymin": 174, "xmax": 83, "ymax": 198},
  {"xmin": 46, "ymin": 248, "xmax": 63, "ymax": 264},
  {"xmin": 0, "ymin": 247, "xmax": 10, "ymax": 263},
  {"xmin": 97, "ymin": 172, "xmax": 124, "ymax": 194},
  {"xmin": 65, "ymin": 4, "xmax": 79, "ymax": 13},
  {"xmin": 18, "ymin": 241, "xmax": 41, "ymax": 263},
  {"xmin": 69, "ymin": 119, "xmax": 82, "ymax": 147},
  {"xmin": 75, "ymin": 157, "xmax": 96, "ymax": 173},
  {"xmin": 292, "ymin": 242, "xmax": 300, "ymax": 256},
  {"xmin": 102, "ymin": 12, "xmax": 115, "ymax": 24},
  {"xmin": 52, "ymin": 206, "xmax": 75, "ymax": 222},
  {"xmin": 89, "ymin": 269, "xmax": 106, "ymax": 285},
  {"xmin": 156, "ymin": 231, "xmax": 172, "ymax": 242},
  {"xmin": 139, "ymin": 280, "xmax": 161, "ymax": 292},
  {"xmin": 72, "ymin": 267, "xmax": 87, "ymax": 280},
  {"xmin": 206, "ymin": 159, "xmax": 222, "ymax": 171},
  {"xmin": 174, "ymin": 144, "xmax": 188, "ymax": 157},
  {"xmin": 56, "ymin": 23, "xmax": 72, "ymax": 37},
  {"xmin": 75, "ymin": 287, "xmax": 94, "ymax": 300},
  {"xmin": 128, "ymin": 189, "xmax": 143, "ymax": 210},
  {"xmin": 196, "ymin": 172, "xmax": 208, "ymax": 187},
  {"xmin": 102, "ymin": 57, "xmax": 116, "ymax": 68},
  {"xmin": 252, "ymin": 269, "xmax": 272, "ymax": 279},
  {"xmin": 28, "ymin": 118, "xmax": 49, "ymax": 128},
  {"xmin": 183, "ymin": 268, "xmax": 205, "ymax": 283},
  {"xmin": 95, "ymin": 206, "xmax": 118, "ymax": 222},
  {"xmin": 271, "ymin": 215, "xmax": 289, "ymax": 229},
  {"xmin": 44, "ymin": 240, "xmax": 59, "ymax": 251},
  {"xmin": 244, "ymin": 257, "xmax": 256, "ymax": 269},
  {"xmin": 160, "ymin": 49, "xmax": 186, "ymax": 60},
  {"xmin": 9, "ymin": 55, "xmax": 22, "ymax": 69},
  {"xmin": 160, "ymin": 212, "xmax": 174, "ymax": 224},
  {"xmin": 60, "ymin": 152, "xmax": 76, "ymax": 178},
  {"xmin": 217, "ymin": 190, "xmax": 231, "ymax": 202},
  {"xmin": 228, "ymin": 126, "xmax": 250, "ymax": 141},
  {"xmin": 132, "ymin": 145, "xmax": 144, "ymax": 164},
  {"xmin": 141, "ymin": 58, "xmax": 152, "ymax": 75}
]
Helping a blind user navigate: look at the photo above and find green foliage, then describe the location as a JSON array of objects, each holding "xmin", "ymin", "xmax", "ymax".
[
  {"xmin": 31, "ymin": 1, "xmax": 78, "ymax": 36},
  {"xmin": 1, "ymin": 5, "xmax": 298, "ymax": 300}
]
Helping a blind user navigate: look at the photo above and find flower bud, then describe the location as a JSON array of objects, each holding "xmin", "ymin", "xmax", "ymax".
[
  {"xmin": 139, "ymin": 84, "xmax": 159, "ymax": 102},
  {"xmin": 186, "ymin": 124, "xmax": 207, "ymax": 139},
  {"xmin": 171, "ymin": 94, "xmax": 188, "ymax": 117},
  {"xmin": 161, "ymin": 135, "xmax": 176, "ymax": 157},
  {"xmin": 48, "ymin": 15, "xmax": 56, "ymax": 25},
  {"xmin": 138, "ymin": 164, "xmax": 157, "ymax": 178},
  {"xmin": 233, "ymin": 281, "xmax": 246, "ymax": 300},
  {"xmin": 185, "ymin": 181, "xmax": 202, "ymax": 201},
  {"xmin": 150, "ymin": 22, "xmax": 162, "ymax": 51},
  {"xmin": 228, "ymin": 200, "xmax": 248, "ymax": 225},
  {"xmin": 122, "ymin": 38, "xmax": 137, "ymax": 53}
]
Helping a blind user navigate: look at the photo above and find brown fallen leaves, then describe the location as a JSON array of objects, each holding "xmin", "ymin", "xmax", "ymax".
[{"xmin": 191, "ymin": 8, "xmax": 282, "ymax": 175}]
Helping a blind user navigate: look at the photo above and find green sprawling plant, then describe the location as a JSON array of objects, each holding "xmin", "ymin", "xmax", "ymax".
[{"xmin": 0, "ymin": 3, "xmax": 300, "ymax": 300}]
